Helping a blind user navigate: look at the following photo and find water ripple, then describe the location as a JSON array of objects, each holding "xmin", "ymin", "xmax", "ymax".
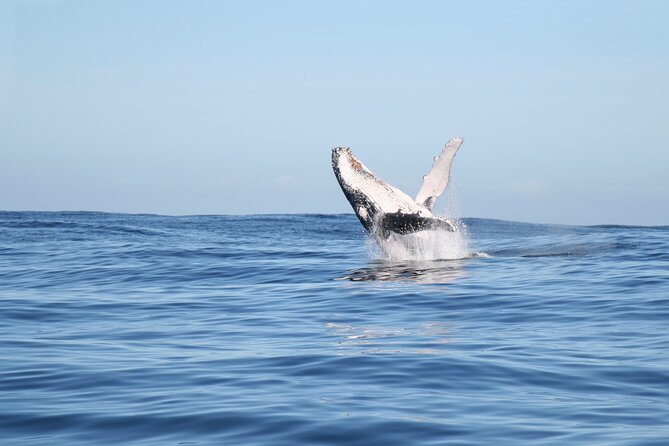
[{"xmin": 1, "ymin": 212, "xmax": 668, "ymax": 445}]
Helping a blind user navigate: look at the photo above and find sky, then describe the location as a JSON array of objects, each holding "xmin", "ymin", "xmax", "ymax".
[{"xmin": 1, "ymin": 0, "xmax": 668, "ymax": 225}]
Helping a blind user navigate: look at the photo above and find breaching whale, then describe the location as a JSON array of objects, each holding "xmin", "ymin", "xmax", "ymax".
[{"xmin": 331, "ymin": 138, "xmax": 463, "ymax": 237}]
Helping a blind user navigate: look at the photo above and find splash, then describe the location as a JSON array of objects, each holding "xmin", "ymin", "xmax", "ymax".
[
  {"xmin": 369, "ymin": 221, "xmax": 471, "ymax": 261},
  {"xmin": 366, "ymin": 182, "xmax": 475, "ymax": 261}
]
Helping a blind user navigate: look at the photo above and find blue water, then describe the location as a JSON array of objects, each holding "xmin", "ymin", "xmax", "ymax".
[{"xmin": 1, "ymin": 212, "xmax": 668, "ymax": 445}]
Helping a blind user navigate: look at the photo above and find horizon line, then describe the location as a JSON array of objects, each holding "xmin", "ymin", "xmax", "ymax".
[{"xmin": 1, "ymin": 209, "xmax": 667, "ymax": 229}]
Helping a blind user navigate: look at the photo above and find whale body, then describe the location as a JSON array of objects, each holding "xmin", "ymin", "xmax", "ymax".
[{"xmin": 331, "ymin": 138, "xmax": 463, "ymax": 237}]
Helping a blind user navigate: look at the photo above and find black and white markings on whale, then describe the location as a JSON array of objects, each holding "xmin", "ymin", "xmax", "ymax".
[{"xmin": 331, "ymin": 138, "xmax": 463, "ymax": 236}]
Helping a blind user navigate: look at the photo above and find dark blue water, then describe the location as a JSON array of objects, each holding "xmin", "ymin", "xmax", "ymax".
[{"xmin": 1, "ymin": 212, "xmax": 668, "ymax": 445}]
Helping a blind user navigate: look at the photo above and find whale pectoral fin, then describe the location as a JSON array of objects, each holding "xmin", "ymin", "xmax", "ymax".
[{"xmin": 415, "ymin": 137, "xmax": 463, "ymax": 210}]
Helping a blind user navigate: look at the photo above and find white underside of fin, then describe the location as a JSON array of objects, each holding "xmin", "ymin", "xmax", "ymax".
[
  {"xmin": 336, "ymin": 150, "xmax": 430, "ymax": 216},
  {"xmin": 415, "ymin": 137, "xmax": 463, "ymax": 210}
]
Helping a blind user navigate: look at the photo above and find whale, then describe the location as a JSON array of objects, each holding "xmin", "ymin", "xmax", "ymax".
[{"xmin": 331, "ymin": 138, "xmax": 463, "ymax": 237}]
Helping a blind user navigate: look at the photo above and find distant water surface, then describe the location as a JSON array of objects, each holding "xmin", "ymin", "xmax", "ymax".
[{"xmin": 1, "ymin": 212, "xmax": 668, "ymax": 445}]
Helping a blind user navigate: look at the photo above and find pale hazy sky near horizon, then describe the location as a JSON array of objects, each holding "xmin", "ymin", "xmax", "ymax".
[{"xmin": 1, "ymin": 0, "xmax": 667, "ymax": 225}]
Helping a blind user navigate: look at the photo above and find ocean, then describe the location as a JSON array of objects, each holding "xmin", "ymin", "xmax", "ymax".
[{"xmin": 1, "ymin": 211, "xmax": 668, "ymax": 445}]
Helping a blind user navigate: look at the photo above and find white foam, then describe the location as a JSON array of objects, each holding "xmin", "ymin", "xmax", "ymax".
[
  {"xmin": 369, "ymin": 180, "xmax": 472, "ymax": 261},
  {"xmin": 368, "ymin": 221, "xmax": 471, "ymax": 261}
]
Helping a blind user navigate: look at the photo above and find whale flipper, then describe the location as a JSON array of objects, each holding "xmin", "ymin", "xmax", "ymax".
[
  {"xmin": 331, "ymin": 147, "xmax": 426, "ymax": 231},
  {"xmin": 331, "ymin": 140, "xmax": 463, "ymax": 236},
  {"xmin": 415, "ymin": 137, "xmax": 463, "ymax": 210}
]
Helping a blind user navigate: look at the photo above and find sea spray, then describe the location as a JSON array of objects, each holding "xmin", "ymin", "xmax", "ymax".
[
  {"xmin": 369, "ymin": 220, "xmax": 470, "ymax": 261},
  {"xmin": 368, "ymin": 183, "xmax": 471, "ymax": 261}
]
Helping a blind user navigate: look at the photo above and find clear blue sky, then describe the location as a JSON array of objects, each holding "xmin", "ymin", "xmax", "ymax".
[{"xmin": 1, "ymin": 0, "xmax": 667, "ymax": 225}]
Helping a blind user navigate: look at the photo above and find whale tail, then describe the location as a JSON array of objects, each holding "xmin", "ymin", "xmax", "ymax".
[{"xmin": 415, "ymin": 137, "xmax": 463, "ymax": 210}]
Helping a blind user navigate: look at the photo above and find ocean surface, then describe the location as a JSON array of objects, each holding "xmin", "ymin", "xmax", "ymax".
[{"xmin": 1, "ymin": 211, "xmax": 668, "ymax": 445}]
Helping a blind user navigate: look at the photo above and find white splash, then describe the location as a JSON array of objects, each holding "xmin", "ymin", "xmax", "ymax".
[
  {"xmin": 368, "ymin": 182, "xmax": 471, "ymax": 261},
  {"xmin": 370, "ymin": 222, "xmax": 470, "ymax": 261}
]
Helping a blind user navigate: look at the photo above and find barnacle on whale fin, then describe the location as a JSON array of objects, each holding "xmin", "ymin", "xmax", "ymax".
[{"xmin": 350, "ymin": 157, "xmax": 363, "ymax": 172}]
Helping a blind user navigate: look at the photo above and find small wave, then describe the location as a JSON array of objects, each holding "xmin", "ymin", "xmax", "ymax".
[
  {"xmin": 588, "ymin": 224, "xmax": 669, "ymax": 230},
  {"xmin": 1, "ymin": 220, "xmax": 82, "ymax": 229},
  {"xmin": 93, "ymin": 225, "xmax": 164, "ymax": 236},
  {"xmin": 491, "ymin": 242, "xmax": 626, "ymax": 258},
  {"xmin": 0, "ymin": 215, "xmax": 164, "ymax": 237}
]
